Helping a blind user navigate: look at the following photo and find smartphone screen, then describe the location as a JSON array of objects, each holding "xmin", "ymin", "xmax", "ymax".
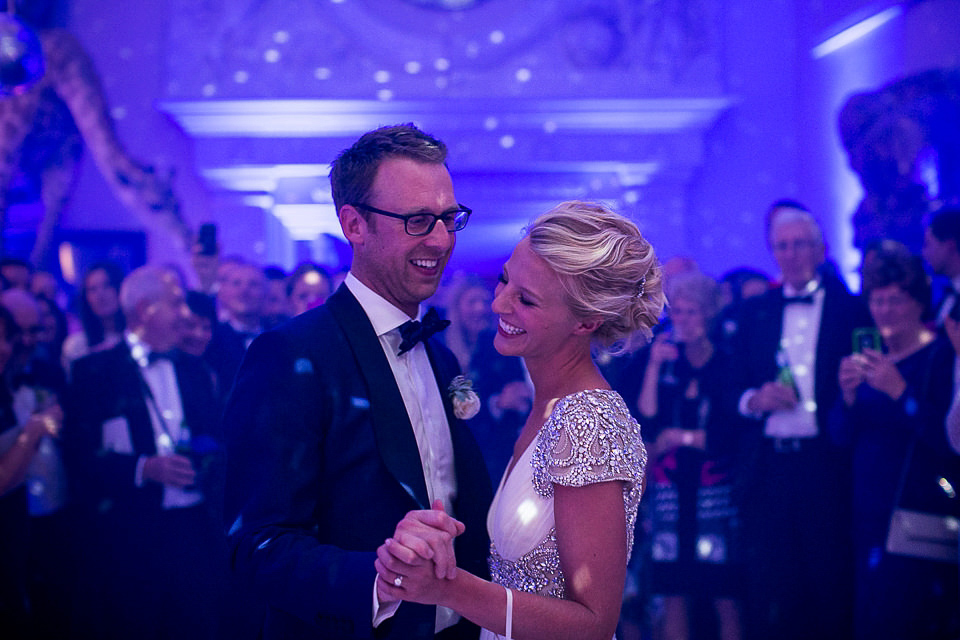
[{"xmin": 852, "ymin": 327, "xmax": 881, "ymax": 353}]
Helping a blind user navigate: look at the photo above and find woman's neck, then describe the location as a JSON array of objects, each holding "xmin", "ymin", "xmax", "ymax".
[
  {"xmin": 682, "ymin": 335, "xmax": 713, "ymax": 368},
  {"xmin": 101, "ymin": 316, "xmax": 117, "ymax": 334},
  {"xmin": 526, "ymin": 349, "xmax": 607, "ymax": 407},
  {"xmin": 885, "ymin": 324, "xmax": 934, "ymax": 360}
]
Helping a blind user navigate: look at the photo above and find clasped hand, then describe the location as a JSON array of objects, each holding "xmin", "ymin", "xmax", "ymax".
[
  {"xmin": 838, "ymin": 349, "xmax": 906, "ymax": 405},
  {"xmin": 375, "ymin": 500, "xmax": 465, "ymax": 606}
]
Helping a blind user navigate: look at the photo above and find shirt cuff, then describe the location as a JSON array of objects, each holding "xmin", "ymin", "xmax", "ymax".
[
  {"xmin": 135, "ymin": 455, "xmax": 147, "ymax": 487},
  {"xmin": 739, "ymin": 389, "xmax": 763, "ymax": 419},
  {"xmin": 372, "ymin": 574, "xmax": 401, "ymax": 628}
]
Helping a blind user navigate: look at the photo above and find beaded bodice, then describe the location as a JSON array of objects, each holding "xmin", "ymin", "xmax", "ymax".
[{"xmin": 487, "ymin": 389, "xmax": 647, "ymax": 600}]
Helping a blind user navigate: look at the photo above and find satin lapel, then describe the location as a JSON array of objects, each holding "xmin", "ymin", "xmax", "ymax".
[
  {"xmin": 424, "ymin": 338, "xmax": 458, "ymax": 431},
  {"xmin": 424, "ymin": 337, "xmax": 492, "ymax": 563},
  {"xmin": 757, "ymin": 289, "xmax": 785, "ymax": 372},
  {"xmin": 326, "ymin": 287, "xmax": 430, "ymax": 509},
  {"xmin": 113, "ymin": 343, "xmax": 158, "ymax": 455}
]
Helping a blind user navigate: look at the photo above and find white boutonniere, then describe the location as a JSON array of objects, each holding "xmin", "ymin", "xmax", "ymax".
[{"xmin": 448, "ymin": 375, "xmax": 481, "ymax": 420}]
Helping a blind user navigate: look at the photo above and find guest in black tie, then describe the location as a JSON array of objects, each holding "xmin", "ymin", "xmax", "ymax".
[
  {"xmin": 731, "ymin": 199, "xmax": 867, "ymax": 640},
  {"xmin": 922, "ymin": 206, "xmax": 960, "ymax": 328},
  {"xmin": 223, "ymin": 124, "xmax": 491, "ymax": 640},
  {"xmin": 833, "ymin": 240, "xmax": 959, "ymax": 639},
  {"xmin": 63, "ymin": 265, "xmax": 222, "ymax": 640},
  {"xmin": 205, "ymin": 259, "xmax": 266, "ymax": 395}
]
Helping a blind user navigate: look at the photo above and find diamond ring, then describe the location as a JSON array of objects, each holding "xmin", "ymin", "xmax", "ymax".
[{"xmin": 393, "ymin": 575, "xmax": 404, "ymax": 588}]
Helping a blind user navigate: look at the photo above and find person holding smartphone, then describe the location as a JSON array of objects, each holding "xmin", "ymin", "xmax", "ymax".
[{"xmin": 834, "ymin": 240, "xmax": 959, "ymax": 640}]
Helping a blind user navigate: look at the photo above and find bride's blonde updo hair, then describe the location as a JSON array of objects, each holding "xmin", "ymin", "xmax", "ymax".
[{"xmin": 526, "ymin": 201, "xmax": 664, "ymax": 353}]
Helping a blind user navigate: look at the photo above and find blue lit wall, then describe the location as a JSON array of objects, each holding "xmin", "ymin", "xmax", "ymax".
[{"xmin": 55, "ymin": 0, "xmax": 960, "ymax": 286}]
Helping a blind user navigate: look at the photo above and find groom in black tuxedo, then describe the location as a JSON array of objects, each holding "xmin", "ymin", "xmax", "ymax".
[{"xmin": 224, "ymin": 124, "xmax": 492, "ymax": 640}]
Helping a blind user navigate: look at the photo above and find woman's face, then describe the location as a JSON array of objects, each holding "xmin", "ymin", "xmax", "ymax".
[
  {"xmin": 290, "ymin": 271, "xmax": 331, "ymax": 316},
  {"xmin": 669, "ymin": 297, "xmax": 707, "ymax": 343},
  {"xmin": 457, "ymin": 286, "xmax": 492, "ymax": 335},
  {"xmin": 85, "ymin": 269, "xmax": 120, "ymax": 320},
  {"xmin": 491, "ymin": 237, "xmax": 583, "ymax": 360},
  {"xmin": 178, "ymin": 311, "xmax": 213, "ymax": 357},
  {"xmin": 868, "ymin": 283, "xmax": 923, "ymax": 341}
]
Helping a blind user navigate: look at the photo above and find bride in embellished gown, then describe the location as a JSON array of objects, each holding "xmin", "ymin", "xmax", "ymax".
[{"xmin": 376, "ymin": 201, "xmax": 664, "ymax": 640}]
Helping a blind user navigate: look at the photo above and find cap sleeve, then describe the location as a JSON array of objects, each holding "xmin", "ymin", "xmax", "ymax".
[{"xmin": 532, "ymin": 390, "xmax": 646, "ymax": 497}]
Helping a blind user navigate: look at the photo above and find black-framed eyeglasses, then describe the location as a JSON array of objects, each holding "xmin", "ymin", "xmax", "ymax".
[{"xmin": 352, "ymin": 203, "xmax": 472, "ymax": 236}]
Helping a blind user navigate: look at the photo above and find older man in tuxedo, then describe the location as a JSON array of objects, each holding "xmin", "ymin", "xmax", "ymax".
[
  {"xmin": 224, "ymin": 124, "xmax": 492, "ymax": 640},
  {"xmin": 65, "ymin": 265, "xmax": 222, "ymax": 640},
  {"xmin": 732, "ymin": 200, "xmax": 868, "ymax": 640}
]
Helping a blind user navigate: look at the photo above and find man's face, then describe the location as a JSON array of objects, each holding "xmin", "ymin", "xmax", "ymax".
[
  {"xmin": 769, "ymin": 214, "xmax": 825, "ymax": 290},
  {"xmin": 922, "ymin": 227, "xmax": 954, "ymax": 276},
  {"xmin": 262, "ymin": 279, "xmax": 289, "ymax": 318},
  {"xmin": 141, "ymin": 275, "xmax": 188, "ymax": 352},
  {"xmin": 9, "ymin": 300, "xmax": 40, "ymax": 354},
  {"xmin": 345, "ymin": 157, "xmax": 458, "ymax": 317},
  {"xmin": 221, "ymin": 265, "xmax": 266, "ymax": 321}
]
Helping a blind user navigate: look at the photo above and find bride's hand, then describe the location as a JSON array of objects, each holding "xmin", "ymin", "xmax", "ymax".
[{"xmin": 375, "ymin": 537, "xmax": 454, "ymax": 606}]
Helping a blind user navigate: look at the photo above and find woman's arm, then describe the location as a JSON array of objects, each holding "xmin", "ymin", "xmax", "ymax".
[
  {"xmin": 378, "ymin": 479, "xmax": 628, "ymax": 640},
  {"xmin": 638, "ymin": 334, "xmax": 675, "ymax": 419},
  {"xmin": 0, "ymin": 408, "xmax": 62, "ymax": 496}
]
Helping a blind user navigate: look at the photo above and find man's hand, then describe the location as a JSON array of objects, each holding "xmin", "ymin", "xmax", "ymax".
[
  {"xmin": 374, "ymin": 501, "xmax": 464, "ymax": 604},
  {"xmin": 748, "ymin": 381, "xmax": 799, "ymax": 413},
  {"xmin": 390, "ymin": 500, "xmax": 464, "ymax": 579},
  {"xmin": 142, "ymin": 454, "xmax": 196, "ymax": 488}
]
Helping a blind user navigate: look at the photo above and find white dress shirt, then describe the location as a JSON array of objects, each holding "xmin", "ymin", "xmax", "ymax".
[
  {"xmin": 344, "ymin": 274, "xmax": 459, "ymax": 632},
  {"xmin": 763, "ymin": 282, "xmax": 823, "ymax": 438},
  {"xmin": 738, "ymin": 281, "xmax": 823, "ymax": 438}
]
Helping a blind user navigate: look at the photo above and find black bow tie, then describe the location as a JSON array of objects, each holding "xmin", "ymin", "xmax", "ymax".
[
  {"xmin": 397, "ymin": 307, "xmax": 449, "ymax": 356},
  {"xmin": 783, "ymin": 293, "xmax": 815, "ymax": 306},
  {"xmin": 147, "ymin": 350, "xmax": 176, "ymax": 364}
]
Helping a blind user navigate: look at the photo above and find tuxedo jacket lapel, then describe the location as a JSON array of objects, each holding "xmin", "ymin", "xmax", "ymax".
[
  {"xmin": 111, "ymin": 344, "xmax": 159, "ymax": 456},
  {"xmin": 326, "ymin": 287, "xmax": 430, "ymax": 509}
]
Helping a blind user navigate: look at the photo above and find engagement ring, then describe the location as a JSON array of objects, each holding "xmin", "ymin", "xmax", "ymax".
[{"xmin": 393, "ymin": 575, "xmax": 404, "ymax": 588}]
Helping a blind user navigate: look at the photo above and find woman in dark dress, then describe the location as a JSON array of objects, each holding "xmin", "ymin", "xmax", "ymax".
[
  {"xmin": 834, "ymin": 240, "xmax": 960, "ymax": 640},
  {"xmin": 0, "ymin": 305, "xmax": 63, "ymax": 635},
  {"xmin": 638, "ymin": 272, "xmax": 742, "ymax": 640}
]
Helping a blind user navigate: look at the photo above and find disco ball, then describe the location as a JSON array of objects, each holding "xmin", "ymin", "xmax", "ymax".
[{"xmin": 0, "ymin": 13, "xmax": 45, "ymax": 97}]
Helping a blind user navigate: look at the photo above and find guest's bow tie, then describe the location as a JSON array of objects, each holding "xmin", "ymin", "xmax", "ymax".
[
  {"xmin": 782, "ymin": 293, "xmax": 815, "ymax": 306},
  {"xmin": 397, "ymin": 307, "xmax": 450, "ymax": 356},
  {"xmin": 147, "ymin": 350, "xmax": 176, "ymax": 364}
]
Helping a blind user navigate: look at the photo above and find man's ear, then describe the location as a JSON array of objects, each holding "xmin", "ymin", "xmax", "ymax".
[{"xmin": 339, "ymin": 205, "xmax": 367, "ymax": 246}]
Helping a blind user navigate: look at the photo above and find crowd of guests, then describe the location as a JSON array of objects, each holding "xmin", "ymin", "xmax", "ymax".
[
  {"xmin": 0, "ymin": 253, "xmax": 336, "ymax": 639},
  {"xmin": 0, "ymin": 199, "xmax": 959, "ymax": 640}
]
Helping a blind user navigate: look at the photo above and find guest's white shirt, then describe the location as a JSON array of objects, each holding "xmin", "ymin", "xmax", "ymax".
[
  {"xmin": 345, "ymin": 274, "xmax": 459, "ymax": 632},
  {"xmin": 739, "ymin": 280, "xmax": 823, "ymax": 438}
]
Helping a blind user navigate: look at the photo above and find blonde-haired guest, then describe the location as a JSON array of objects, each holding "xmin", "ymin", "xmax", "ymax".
[{"xmin": 376, "ymin": 201, "xmax": 664, "ymax": 640}]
